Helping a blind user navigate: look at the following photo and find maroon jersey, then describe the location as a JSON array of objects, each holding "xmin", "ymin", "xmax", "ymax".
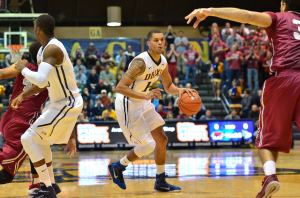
[
  {"xmin": 7, "ymin": 63, "xmax": 48, "ymax": 120},
  {"xmin": 265, "ymin": 11, "xmax": 300, "ymax": 72}
]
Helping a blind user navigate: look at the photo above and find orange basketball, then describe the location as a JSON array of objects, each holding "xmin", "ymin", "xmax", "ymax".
[{"xmin": 178, "ymin": 91, "xmax": 202, "ymax": 116}]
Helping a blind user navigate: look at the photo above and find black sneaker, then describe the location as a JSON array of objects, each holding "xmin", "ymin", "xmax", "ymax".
[
  {"xmin": 154, "ymin": 172, "xmax": 181, "ymax": 192},
  {"xmin": 31, "ymin": 183, "xmax": 57, "ymax": 198},
  {"xmin": 0, "ymin": 169, "xmax": 14, "ymax": 184},
  {"xmin": 108, "ymin": 161, "xmax": 127, "ymax": 189}
]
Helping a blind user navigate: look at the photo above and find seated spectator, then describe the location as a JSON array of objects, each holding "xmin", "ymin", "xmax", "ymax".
[
  {"xmin": 200, "ymin": 110, "xmax": 216, "ymax": 120},
  {"xmin": 125, "ymin": 45, "xmax": 136, "ymax": 69},
  {"xmin": 76, "ymin": 69, "xmax": 87, "ymax": 91},
  {"xmin": 82, "ymin": 87, "xmax": 90, "ymax": 102},
  {"xmin": 100, "ymin": 89, "xmax": 111, "ymax": 107},
  {"xmin": 100, "ymin": 66, "xmax": 116, "ymax": 86},
  {"xmin": 78, "ymin": 112, "xmax": 89, "ymax": 122},
  {"xmin": 166, "ymin": 110, "xmax": 174, "ymax": 119},
  {"xmin": 102, "ymin": 104, "xmax": 117, "ymax": 121},
  {"xmin": 241, "ymin": 89, "xmax": 252, "ymax": 118},
  {"xmin": 115, "ymin": 48, "xmax": 126, "ymax": 68},
  {"xmin": 228, "ymin": 79, "xmax": 242, "ymax": 104},
  {"xmin": 101, "ymin": 51, "xmax": 115, "ymax": 67},
  {"xmin": 74, "ymin": 58, "xmax": 87, "ymax": 75},
  {"xmin": 90, "ymin": 98, "xmax": 105, "ymax": 121},
  {"xmin": 157, "ymin": 104, "xmax": 167, "ymax": 119},
  {"xmin": 176, "ymin": 110, "xmax": 190, "ymax": 120},
  {"xmin": 224, "ymin": 109, "xmax": 241, "ymax": 120},
  {"xmin": 249, "ymin": 104, "xmax": 260, "ymax": 120},
  {"xmin": 70, "ymin": 43, "xmax": 85, "ymax": 61}
]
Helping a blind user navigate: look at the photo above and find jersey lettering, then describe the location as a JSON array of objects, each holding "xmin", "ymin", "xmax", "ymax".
[
  {"xmin": 143, "ymin": 82, "xmax": 152, "ymax": 92},
  {"xmin": 292, "ymin": 19, "xmax": 300, "ymax": 40}
]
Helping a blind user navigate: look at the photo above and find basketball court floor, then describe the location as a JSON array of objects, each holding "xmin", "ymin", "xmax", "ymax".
[{"xmin": 1, "ymin": 144, "xmax": 300, "ymax": 198}]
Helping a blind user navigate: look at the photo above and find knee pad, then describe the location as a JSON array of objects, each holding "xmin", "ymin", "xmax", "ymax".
[{"xmin": 134, "ymin": 140, "xmax": 156, "ymax": 158}]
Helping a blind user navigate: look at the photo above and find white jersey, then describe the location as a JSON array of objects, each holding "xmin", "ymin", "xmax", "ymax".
[
  {"xmin": 37, "ymin": 38, "xmax": 80, "ymax": 102},
  {"xmin": 127, "ymin": 51, "xmax": 167, "ymax": 101}
]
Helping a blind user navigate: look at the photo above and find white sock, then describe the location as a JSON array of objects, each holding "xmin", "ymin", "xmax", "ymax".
[
  {"xmin": 47, "ymin": 165, "xmax": 55, "ymax": 184},
  {"xmin": 263, "ymin": 160, "xmax": 276, "ymax": 176},
  {"xmin": 156, "ymin": 165, "xmax": 165, "ymax": 175},
  {"xmin": 120, "ymin": 156, "xmax": 130, "ymax": 166},
  {"xmin": 35, "ymin": 164, "xmax": 52, "ymax": 187}
]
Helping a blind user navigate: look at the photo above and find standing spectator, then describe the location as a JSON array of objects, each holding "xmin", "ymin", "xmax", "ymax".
[
  {"xmin": 210, "ymin": 56, "xmax": 224, "ymax": 100},
  {"xmin": 226, "ymin": 29, "xmax": 244, "ymax": 49},
  {"xmin": 226, "ymin": 44, "xmax": 243, "ymax": 83},
  {"xmin": 239, "ymin": 24, "xmax": 250, "ymax": 37},
  {"xmin": 85, "ymin": 42, "xmax": 99, "ymax": 68},
  {"xmin": 166, "ymin": 43, "xmax": 179, "ymax": 79},
  {"xmin": 165, "ymin": 25, "xmax": 176, "ymax": 49},
  {"xmin": 210, "ymin": 34, "xmax": 228, "ymax": 62},
  {"xmin": 221, "ymin": 22, "xmax": 233, "ymax": 41},
  {"xmin": 100, "ymin": 89, "xmax": 111, "ymax": 107},
  {"xmin": 182, "ymin": 44, "xmax": 201, "ymax": 85},
  {"xmin": 125, "ymin": 45, "xmax": 136, "ymax": 69},
  {"xmin": 174, "ymin": 31, "xmax": 189, "ymax": 72},
  {"xmin": 245, "ymin": 47, "xmax": 260, "ymax": 91},
  {"xmin": 210, "ymin": 22, "xmax": 220, "ymax": 38}
]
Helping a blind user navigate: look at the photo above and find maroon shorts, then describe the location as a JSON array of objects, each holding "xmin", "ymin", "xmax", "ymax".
[{"xmin": 256, "ymin": 70, "xmax": 300, "ymax": 153}]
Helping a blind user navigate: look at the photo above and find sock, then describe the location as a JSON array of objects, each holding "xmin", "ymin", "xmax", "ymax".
[
  {"xmin": 32, "ymin": 176, "xmax": 40, "ymax": 185},
  {"xmin": 35, "ymin": 164, "xmax": 52, "ymax": 187},
  {"xmin": 263, "ymin": 160, "xmax": 276, "ymax": 176},
  {"xmin": 156, "ymin": 165, "xmax": 165, "ymax": 175},
  {"xmin": 47, "ymin": 165, "xmax": 55, "ymax": 184},
  {"xmin": 120, "ymin": 156, "xmax": 130, "ymax": 166}
]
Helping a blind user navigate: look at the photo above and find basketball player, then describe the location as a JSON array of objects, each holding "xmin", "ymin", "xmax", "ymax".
[
  {"xmin": 185, "ymin": 1, "xmax": 300, "ymax": 197},
  {"xmin": 108, "ymin": 30, "xmax": 196, "ymax": 192},
  {"xmin": 15, "ymin": 14, "xmax": 83, "ymax": 198},
  {"xmin": 0, "ymin": 42, "xmax": 50, "ymax": 186}
]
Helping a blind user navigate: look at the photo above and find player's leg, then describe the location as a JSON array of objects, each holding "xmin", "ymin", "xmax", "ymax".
[
  {"xmin": 21, "ymin": 128, "xmax": 56, "ymax": 198},
  {"xmin": 0, "ymin": 122, "xmax": 28, "ymax": 184},
  {"xmin": 151, "ymin": 126, "xmax": 181, "ymax": 192},
  {"xmin": 255, "ymin": 75, "xmax": 297, "ymax": 198}
]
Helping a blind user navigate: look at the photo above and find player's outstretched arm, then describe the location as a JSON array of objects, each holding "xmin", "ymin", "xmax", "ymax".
[
  {"xmin": 0, "ymin": 64, "xmax": 21, "ymax": 79},
  {"xmin": 185, "ymin": 7, "xmax": 272, "ymax": 29},
  {"xmin": 160, "ymin": 65, "xmax": 196, "ymax": 97}
]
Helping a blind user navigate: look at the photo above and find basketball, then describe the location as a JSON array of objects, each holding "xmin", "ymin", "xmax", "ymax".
[{"xmin": 178, "ymin": 91, "xmax": 202, "ymax": 116}]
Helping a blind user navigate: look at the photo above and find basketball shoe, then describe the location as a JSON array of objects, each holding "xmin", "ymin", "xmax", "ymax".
[
  {"xmin": 31, "ymin": 183, "xmax": 57, "ymax": 198},
  {"xmin": 256, "ymin": 174, "xmax": 280, "ymax": 198},
  {"xmin": 108, "ymin": 161, "xmax": 127, "ymax": 189},
  {"xmin": 28, "ymin": 183, "xmax": 61, "ymax": 196},
  {"xmin": 154, "ymin": 172, "xmax": 181, "ymax": 192}
]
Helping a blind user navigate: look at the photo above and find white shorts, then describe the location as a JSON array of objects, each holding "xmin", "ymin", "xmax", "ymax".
[
  {"xmin": 115, "ymin": 94, "xmax": 165, "ymax": 145},
  {"xmin": 30, "ymin": 95, "xmax": 83, "ymax": 145}
]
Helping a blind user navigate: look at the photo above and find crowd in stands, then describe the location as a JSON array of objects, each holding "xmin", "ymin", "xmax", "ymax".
[{"xmin": 0, "ymin": 23, "xmax": 272, "ymax": 125}]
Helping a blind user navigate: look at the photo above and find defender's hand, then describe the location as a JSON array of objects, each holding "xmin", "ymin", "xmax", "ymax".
[
  {"xmin": 64, "ymin": 138, "xmax": 77, "ymax": 158},
  {"xmin": 185, "ymin": 8, "xmax": 212, "ymax": 28},
  {"xmin": 178, "ymin": 88, "xmax": 197, "ymax": 98},
  {"xmin": 11, "ymin": 94, "xmax": 24, "ymax": 109},
  {"xmin": 15, "ymin": 59, "xmax": 28, "ymax": 72}
]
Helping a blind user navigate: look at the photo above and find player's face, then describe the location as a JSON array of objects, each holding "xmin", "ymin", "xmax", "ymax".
[
  {"xmin": 280, "ymin": 1, "xmax": 287, "ymax": 12},
  {"xmin": 33, "ymin": 23, "xmax": 40, "ymax": 41},
  {"xmin": 148, "ymin": 33, "xmax": 165, "ymax": 54}
]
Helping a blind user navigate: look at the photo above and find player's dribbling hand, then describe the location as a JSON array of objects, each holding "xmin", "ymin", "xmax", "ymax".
[
  {"xmin": 64, "ymin": 137, "xmax": 77, "ymax": 158},
  {"xmin": 145, "ymin": 88, "xmax": 163, "ymax": 100},
  {"xmin": 15, "ymin": 59, "xmax": 28, "ymax": 71},
  {"xmin": 10, "ymin": 94, "xmax": 23, "ymax": 109},
  {"xmin": 178, "ymin": 88, "xmax": 197, "ymax": 98},
  {"xmin": 185, "ymin": 8, "xmax": 211, "ymax": 29}
]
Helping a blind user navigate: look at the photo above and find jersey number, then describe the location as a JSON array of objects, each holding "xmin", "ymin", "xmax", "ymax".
[
  {"xmin": 292, "ymin": 19, "xmax": 300, "ymax": 40},
  {"xmin": 143, "ymin": 82, "xmax": 152, "ymax": 92}
]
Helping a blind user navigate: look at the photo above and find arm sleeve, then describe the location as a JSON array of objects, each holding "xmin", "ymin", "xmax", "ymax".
[
  {"xmin": 264, "ymin": 11, "xmax": 278, "ymax": 34},
  {"xmin": 21, "ymin": 61, "xmax": 52, "ymax": 88}
]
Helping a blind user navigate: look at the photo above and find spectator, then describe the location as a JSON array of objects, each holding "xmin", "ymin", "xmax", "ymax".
[
  {"xmin": 76, "ymin": 69, "xmax": 87, "ymax": 90},
  {"xmin": 249, "ymin": 104, "xmax": 260, "ymax": 120},
  {"xmin": 90, "ymin": 98, "xmax": 105, "ymax": 121},
  {"xmin": 210, "ymin": 56, "xmax": 224, "ymax": 100},
  {"xmin": 228, "ymin": 79, "xmax": 242, "ymax": 104},
  {"xmin": 166, "ymin": 43, "xmax": 179, "ymax": 79},
  {"xmin": 174, "ymin": 31, "xmax": 189, "ymax": 72},
  {"xmin": 200, "ymin": 110, "xmax": 216, "ymax": 120},
  {"xmin": 226, "ymin": 43, "xmax": 243, "ymax": 83},
  {"xmin": 100, "ymin": 66, "xmax": 116, "ymax": 86},
  {"xmin": 157, "ymin": 104, "xmax": 167, "ymax": 119},
  {"xmin": 241, "ymin": 89, "xmax": 252, "ymax": 118},
  {"xmin": 226, "ymin": 29, "xmax": 244, "ymax": 49},
  {"xmin": 166, "ymin": 110, "xmax": 174, "ymax": 119},
  {"xmin": 221, "ymin": 22, "xmax": 233, "ymax": 41},
  {"xmin": 85, "ymin": 42, "xmax": 99, "ymax": 68},
  {"xmin": 210, "ymin": 22, "xmax": 220, "ymax": 38},
  {"xmin": 165, "ymin": 25, "xmax": 176, "ymax": 49},
  {"xmin": 70, "ymin": 45, "xmax": 85, "ymax": 62},
  {"xmin": 210, "ymin": 34, "xmax": 228, "ymax": 62},
  {"xmin": 125, "ymin": 45, "xmax": 136, "ymax": 68},
  {"xmin": 102, "ymin": 104, "xmax": 117, "ymax": 121},
  {"xmin": 115, "ymin": 48, "xmax": 126, "ymax": 68},
  {"xmin": 78, "ymin": 112, "xmax": 89, "ymax": 122},
  {"xmin": 101, "ymin": 51, "xmax": 115, "ymax": 67},
  {"xmin": 239, "ymin": 24, "xmax": 250, "ymax": 37},
  {"xmin": 100, "ymin": 89, "xmax": 111, "ymax": 107},
  {"xmin": 74, "ymin": 58, "xmax": 87, "ymax": 75},
  {"xmin": 182, "ymin": 44, "xmax": 201, "ymax": 85},
  {"xmin": 245, "ymin": 46, "xmax": 260, "ymax": 91},
  {"xmin": 224, "ymin": 109, "xmax": 241, "ymax": 120}
]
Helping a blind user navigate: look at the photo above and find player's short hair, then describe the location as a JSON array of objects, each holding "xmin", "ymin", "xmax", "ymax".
[
  {"xmin": 147, "ymin": 30, "xmax": 163, "ymax": 41},
  {"xmin": 36, "ymin": 14, "xmax": 55, "ymax": 37},
  {"xmin": 29, "ymin": 41, "xmax": 41, "ymax": 64},
  {"xmin": 282, "ymin": 0, "xmax": 300, "ymax": 12}
]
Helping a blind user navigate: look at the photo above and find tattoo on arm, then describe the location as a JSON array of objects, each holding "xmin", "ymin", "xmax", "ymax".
[{"xmin": 124, "ymin": 58, "xmax": 146, "ymax": 80}]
